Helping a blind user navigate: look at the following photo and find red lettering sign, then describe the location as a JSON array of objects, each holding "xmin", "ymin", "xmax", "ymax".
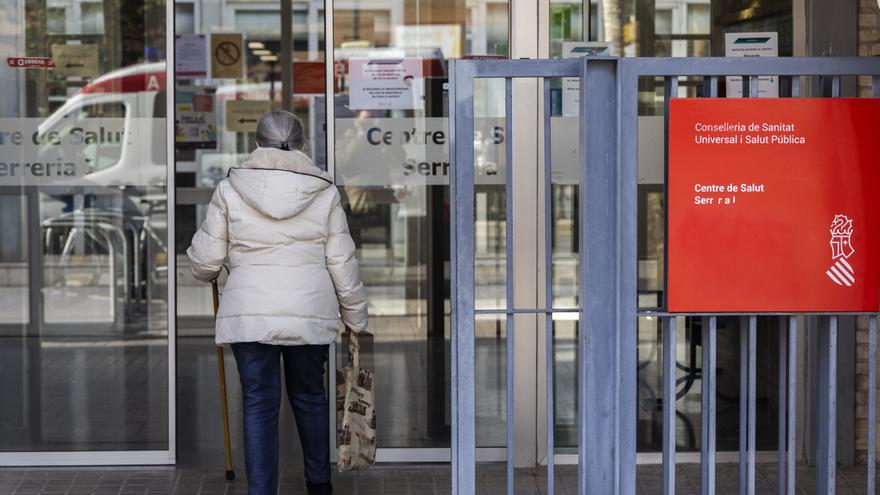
[
  {"xmin": 668, "ymin": 98, "xmax": 880, "ymax": 313},
  {"xmin": 7, "ymin": 57, "xmax": 55, "ymax": 69}
]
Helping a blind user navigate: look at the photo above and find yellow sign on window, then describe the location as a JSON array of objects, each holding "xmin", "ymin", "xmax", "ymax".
[
  {"xmin": 225, "ymin": 100, "xmax": 271, "ymax": 133},
  {"xmin": 211, "ymin": 33, "xmax": 244, "ymax": 79},
  {"xmin": 51, "ymin": 44, "xmax": 99, "ymax": 78}
]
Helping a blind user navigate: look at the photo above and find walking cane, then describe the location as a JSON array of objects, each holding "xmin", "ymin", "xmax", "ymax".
[{"xmin": 212, "ymin": 279, "xmax": 236, "ymax": 481}]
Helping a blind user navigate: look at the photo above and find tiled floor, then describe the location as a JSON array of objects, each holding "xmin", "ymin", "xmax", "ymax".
[{"xmin": 0, "ymin": 463, "xmax": 876, "ymax": 495}]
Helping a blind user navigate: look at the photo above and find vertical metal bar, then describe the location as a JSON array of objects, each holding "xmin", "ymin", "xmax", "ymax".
[
  {"xmin": 868, "ymin": 316, "xmax": 877, "ymax": 495},
  {"xmin": 323, "ymin": 0, "xmax": 336, "ymax": 177},
  {"xmin": 164, "ymin": 24, "xmax": 179, "ymax": 460},
  {"xmin": 817, "ymin": 316, "xmax": 838, "ymax": 495},
  {"xmin": 787, "ymin": 316, "xmax": 797, "ymax": 495},
  {"xmin": 701, "ymin": 316, "xmax": 716, "ymax": 495},
  {"xmin": 450, "ymin": 60, "xmax": 477, "ymax": 495},
  {"xmin": 663, "ymin": 317, "xmax": 677, "ymax": 495},
  {"xmin": 448, "ymin": 61, "xmax": 459, "ymax": 494},
  {"xmin": 662, "ymin": 76, "xmax": 677, "ymax": 308},
  {"xmin": 792, "ymin": 77, "xmax": 800, "ymax": 98},
  {"xmin": 618, "ymin": 59, "xmax": 640, "ymax": 495},
  {"xmin": 739, "ymin": 317, "xmax": 748, "ymax": 495},
  {"xmin": 778, "ymin": 318, "xmax": 787, "ymax": 495},
  {"xmin": 280, "ymin": 0, "xmax": 293, "ymax": 111},
  {"xmin": 749, "ymin": 76, "xmax": 759, "ymax": 99},
  {"xmin": 701, "ymin": 79, "xmax": 717, "ymax": 495},
  {"xmin": 26, "ymin": 188, "xmax": 42, "ymax": 329},
  {"xmin": 543, "ymin": 78, "xmax": 555, "ymax": 495},
  {"xmin": 873, "ymin": 76, "xmax": 879, "ymax": 98},
  {"xmin": 505, "ymin": 76, "xmax": 515, "ymax": 495},
  {"xmin": 578, "ymin": 56, "xmax": 590, "ymax": 495},
  {"xmin": 742, "ymin": 76, "xmax": 750, "ymax": 98},
  {"xmin": 747, "ymin": 316, "xmax": 757, "ymax": 495},
  {"xmin": 579, "ymin": 57, "xmax": 621, "ymax": 495},
  {"xmin": 831, "ymin": 76, "xmax": 841, "ymax": 98}
]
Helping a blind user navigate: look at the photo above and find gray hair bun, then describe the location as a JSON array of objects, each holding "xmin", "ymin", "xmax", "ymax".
[{"xmin": 255, "ymin": 110, "xmax": 304, "ymax": 151}]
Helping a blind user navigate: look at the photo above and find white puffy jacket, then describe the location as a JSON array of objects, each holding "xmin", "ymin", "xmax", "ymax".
[{"xmin": 187, "ymin": 147, "xmax": 368, "ymax": 345}]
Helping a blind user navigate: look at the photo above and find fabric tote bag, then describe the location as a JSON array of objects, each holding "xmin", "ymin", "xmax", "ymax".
[{"xmin": 336, "ymin": 330, "xmax": 376, "ymax": 471}]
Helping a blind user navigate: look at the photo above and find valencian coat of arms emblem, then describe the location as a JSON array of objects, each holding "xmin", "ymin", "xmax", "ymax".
[{"xmin": 826, "ymin": 214, "xmax": 855, "ymax": 287}]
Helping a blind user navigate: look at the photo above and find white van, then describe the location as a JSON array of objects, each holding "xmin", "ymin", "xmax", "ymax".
[{"xmin": 38, "ymin": 62, "xmax": 167, "ymax": 189}]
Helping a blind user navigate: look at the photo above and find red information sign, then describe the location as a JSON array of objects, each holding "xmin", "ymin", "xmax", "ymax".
[
  {"xmin": 668, "ymin": 98, "xmax": 880, "ymax": 313},
  {"xmin": 7, "ymin": 57, "xmax": 55, "ymax": 69}
]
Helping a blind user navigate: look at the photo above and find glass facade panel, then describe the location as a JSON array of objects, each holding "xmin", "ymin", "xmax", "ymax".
[{"xmin": 0, "ymin": 0, "xmax": 169, "ymax": 452}]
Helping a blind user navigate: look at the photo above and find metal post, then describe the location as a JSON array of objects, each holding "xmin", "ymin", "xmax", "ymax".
[
  {"xmin": 579, "ymin": 57, "xmax": 623, "ymax": 495},
  {"xmin": 618, "ymin": 58, "xmax": 640, "ymax": 495},
  {"xmin": 701, "ymin": 316, "xmax": 716, "ymax": 495},
  {"xmin": 662, "ymin": 75, "xmax": 678, "ymax": 495},
  {"xmin": 739, "ymin": 317, "xmax": 748, "ymax": 495},
  {"xmin": 869, "ymin": 316, "xmax": 877, "ymax": 495},
  {"xmin": 281, "ymin": 0, "xmax": 293, "ymax": 112},
  {"xmin": 778, "ymin": 318, "xmax": 788, "ymax": 495},
  {"xmin": 747, "ymin": 316, "xmax": 757, "ymax": 495},
  {"xmin": 543, "ymin": 78, "xmax": 555, "ymax": 495},
  {"xmin": 663, "ymin": 316, "xmax": 677, "ymax": 495},
  {"xmin": 787, "ymin": 317, "xmax": 797, "ymax": 495},
  {"xmin": 450, "ymin": 60, "xmax": 476, "ymax": 495},
  {"xmin": 505, "ymin": 77, "xmax": 515, "ymax": 495},
  {"xmin": 817, "ymin": 316, "xmax": 838, "ymax": 494}
]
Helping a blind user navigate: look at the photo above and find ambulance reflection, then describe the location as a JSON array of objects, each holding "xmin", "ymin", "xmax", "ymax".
[{"xmin": 36, "ymin": 62, "xmax": 168, "ymax": 327}]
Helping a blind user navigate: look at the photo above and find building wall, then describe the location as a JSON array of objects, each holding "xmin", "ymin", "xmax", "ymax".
[
  {"xmin": 858, "ymin": 0, "xmax": 880, "ymax": 95},
  {"xmin": 854, "ymin": 0, "xmax": 880, "ymax": 464}
]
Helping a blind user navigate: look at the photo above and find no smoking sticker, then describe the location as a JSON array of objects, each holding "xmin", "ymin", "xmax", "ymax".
[{"xmin": 211, "ymin": 33, "xmax": 244, "ymax": 79}]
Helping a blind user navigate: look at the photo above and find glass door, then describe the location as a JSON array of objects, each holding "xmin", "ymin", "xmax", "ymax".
[
  {"xmin": 0, "ymin": 0, "xmax": 173, "ymax": 464},
  {"xmin": 328, "ymin": 0, "xmax": 514, "ymax": 458},
  {"xmin": 173, "ymin": 0, "xmax": 330, "ymax": 467}
]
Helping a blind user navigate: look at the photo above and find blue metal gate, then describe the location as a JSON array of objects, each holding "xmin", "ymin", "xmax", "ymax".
[{"xmin": 448, "ymin": 56, "xmax": 880, "ymax": 495}]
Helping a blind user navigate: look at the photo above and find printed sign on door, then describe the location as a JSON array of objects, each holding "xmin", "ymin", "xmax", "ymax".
[{"xmin": 667, "ymin": 98, "xmax": 880, "ymax": 312}]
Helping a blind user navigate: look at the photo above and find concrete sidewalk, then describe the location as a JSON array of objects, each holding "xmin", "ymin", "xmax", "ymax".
[{"xmin": 0, "ymin": 463, "xmax": 875, "ymax": 494}]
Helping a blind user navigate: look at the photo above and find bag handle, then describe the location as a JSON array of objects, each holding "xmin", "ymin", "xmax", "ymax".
[{"xmin": 347, "ymin": 329, "xmax": 359, "ymax": 370}]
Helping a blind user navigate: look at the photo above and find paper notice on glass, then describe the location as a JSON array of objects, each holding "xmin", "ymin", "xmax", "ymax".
[
  {"xmin": 176, "ymin": 85, "xmax": 216, "ymax": 149},
  {"xmin": 348, "ymin": 58, "xmax": 424, "ymax": 111},
  {"xmin": 176, "ymin": 34, "xmax": 207, "ymax": 78},
  {"xmin": 561, "ymin": 42, "xmax": 611, "ymax": 116},
  {"xmin": 725, "ymin": 32, "xmax": 778, "ymax": 98}
]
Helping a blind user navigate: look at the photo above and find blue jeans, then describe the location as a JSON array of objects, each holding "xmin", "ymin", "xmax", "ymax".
[{"xmin": 231, "ymin": 342, "xmax": 331, "ymax": 495}]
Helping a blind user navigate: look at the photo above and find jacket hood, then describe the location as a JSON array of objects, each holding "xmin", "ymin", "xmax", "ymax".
[{"xmin": 228, "ymin": 147, "xmax": 334, "ymax": 220}]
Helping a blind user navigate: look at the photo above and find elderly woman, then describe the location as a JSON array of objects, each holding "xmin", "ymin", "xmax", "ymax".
[{"xmin": 188, "ymin": 110, "xmax": 368, "ymax": 495}]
